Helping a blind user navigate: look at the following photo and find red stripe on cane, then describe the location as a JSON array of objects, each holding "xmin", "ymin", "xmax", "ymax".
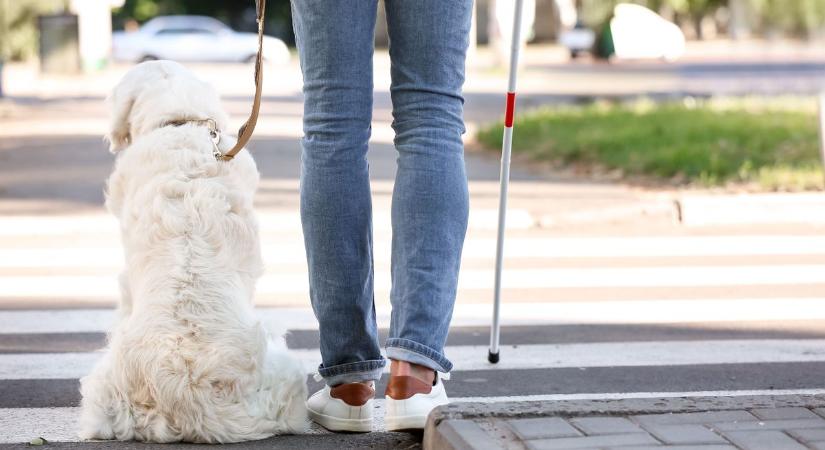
[{"xmin": 504, "ymin": 92, "xmax": 516, "ymax": 128}]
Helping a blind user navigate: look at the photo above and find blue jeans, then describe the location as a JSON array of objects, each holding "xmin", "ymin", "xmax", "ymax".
[{"xmin": 291, "ymin": 0, "xmax": 472, "ymax": 386}]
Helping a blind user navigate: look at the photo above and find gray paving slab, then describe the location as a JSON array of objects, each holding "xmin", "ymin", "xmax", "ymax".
[
  {"xmin": 641, "ymin": 424, "xmax": 728, "ymax": 445},
  {"xmin": 605, "ymin": 446, "xmax": 736, "ymax": 450},
  {"xmin": 632, "ymin": 411, "xmax": 757, "ymax": 427},
  {"xmin": 427, "ymin": 420, "xmax": 499, "ymax": 450},
  {"xmin": 569, "ymin": 417, "xmax": 645, "ymax": 435},
  {"xmin": 506, "ymin": 418, "xmax": 581, "ymax": 440},
  {"xmin": 526, "ymin": 433, "xmax": 661, "ymax": 450},
  {"xmin": 750, "ymin": 407, "xmax": 822, "ymax": 421},
  {"xmin": 788, "ymin": 428, "xmax": 825, "ymax": 444},
  {"xmin": 710, "ymin": 419, "xmax": 825, "ymax": 432},
  {"xmin": 721, "ymin": 430, "xmax": 807, "ymax": 450}
]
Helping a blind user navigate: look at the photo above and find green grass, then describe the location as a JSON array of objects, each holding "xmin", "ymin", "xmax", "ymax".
[{"xmin": 476, "ymin": 98, "xmax": 824, "ymax": 190}]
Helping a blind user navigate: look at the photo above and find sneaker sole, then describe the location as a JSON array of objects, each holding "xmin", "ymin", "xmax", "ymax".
[
  {"xmin": 384, "ymin": 414, "xmax": 427, "ymax": 431},
  {"xmin": 308, "ymin": 408, "xmax": 373, "ymax": 433}
]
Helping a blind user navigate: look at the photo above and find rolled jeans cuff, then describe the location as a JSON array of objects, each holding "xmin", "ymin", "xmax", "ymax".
[
  {"xmin": 317, "ymin": 358, "xmax": 386, "ymax": 386},
  {"xmin": 385, "ymin": 338, "xmax": 453, "ymax": 373}
]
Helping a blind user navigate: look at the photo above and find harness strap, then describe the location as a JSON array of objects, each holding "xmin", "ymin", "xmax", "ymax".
[{"xmin": 219, "ymin": 0, "xmax": 266, "ymax": 161}]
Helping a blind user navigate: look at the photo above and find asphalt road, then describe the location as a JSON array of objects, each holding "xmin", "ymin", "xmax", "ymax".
[{"xmin": 2, "ymin": 189, "xmax": 824, "ymax": 448}]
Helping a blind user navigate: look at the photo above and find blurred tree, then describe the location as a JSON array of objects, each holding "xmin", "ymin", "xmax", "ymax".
[
  {"xmin": 578, "ymin": 0, "xmax": 825, "ymax": 39},
  {"xmin": 668, "ymin": 0, "xmax": 726, "ymax": 38},
  {"xmin": 0, "ymin": 0, "xmax": 68, "ymax": 61},
  {"xmin": 747, "ymin": 0, "xmax": 825, "ymax": 37}
]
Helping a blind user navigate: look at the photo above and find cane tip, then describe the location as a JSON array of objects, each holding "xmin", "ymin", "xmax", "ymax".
[{"xmin": 488, "ymin": 350, "xmax": 500, "ymax": 364}]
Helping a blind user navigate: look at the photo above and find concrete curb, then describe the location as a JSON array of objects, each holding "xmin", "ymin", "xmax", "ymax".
[{"xmin": 423, "ymin": 394, "xmax": 825, "ymax": 449}]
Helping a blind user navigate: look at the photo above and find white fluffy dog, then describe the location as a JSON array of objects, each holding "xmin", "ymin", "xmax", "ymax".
[{"xmin": 78, "ymin": 61, "xmax": 308, "ymax": 443}]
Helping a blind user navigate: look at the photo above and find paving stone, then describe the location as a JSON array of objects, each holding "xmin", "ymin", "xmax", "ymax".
[
  {"xmin": 710, "ymin": 419, "xmax": 825, "ymax": 431},
  {"xmin": 507, "ymin": 417, "xmax": 582, "ymax": 440},
  {"xmin": 721, "ymin": 430, "xmax": 807, "ymax": 450},
  {"xmin": 605, "ymin": 446, "xmax": 736, "ymax": 450},
  {"xmin": 641, "ymin": 424, "xmax": 728, "ymax": 445},
  {"xmin": 569, "ymin": 417, "xmax": 645, "ymax": 435},
  {"xmin": 787, "ymin": 428, "xmax": 825, "ymax": 444},
  {"xmin": 430, "ymin": 419, "xmax": 502, "ymax": 450},
  {"xmin": 632, "ymin": 411, "xmax": 757, "ymax": 427},
  {"xmin": 526, "ymin": 433, "xmax": 660, "ymax": 450},
  {"xmin": 751, "ymin": 407, "xmax": 821, "ymax": 420},
  {"xmin": 809, "ymin": 442, "xmax": 825, "ymax": 450}
]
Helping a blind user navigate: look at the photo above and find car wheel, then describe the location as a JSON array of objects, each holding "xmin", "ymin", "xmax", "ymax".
[
  {"xmin": 139, "ymin": 55, "xmax": 159, "ymax": 63},
  {"xmin": 570, "ymin": 50, "xmax": 580, "ymax": 59}
]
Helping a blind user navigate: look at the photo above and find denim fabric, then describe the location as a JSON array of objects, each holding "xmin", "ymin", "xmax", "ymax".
[{"xmin": 291, "ymin": 0, "xmax": 472, "ymax": 386}]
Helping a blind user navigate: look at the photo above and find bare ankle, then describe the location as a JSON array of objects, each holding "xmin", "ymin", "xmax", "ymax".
[{"xmin": 389, "ymin": 359, "xmax": 435, "ymax": 385}]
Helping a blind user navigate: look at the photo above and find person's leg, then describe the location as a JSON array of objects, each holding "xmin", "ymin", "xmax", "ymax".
[
  {"xmin": 291, "ymin": 0, "xmax": 384, "ymax": 387},
  {"xmin": 383, "ymin": 0, "xmax": 473, "ymax": 377}
]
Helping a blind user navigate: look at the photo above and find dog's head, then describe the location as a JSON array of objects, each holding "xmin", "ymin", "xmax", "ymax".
[{"xmin": 106, "ymin": 60, "xmax": 231, "ymax": 153}]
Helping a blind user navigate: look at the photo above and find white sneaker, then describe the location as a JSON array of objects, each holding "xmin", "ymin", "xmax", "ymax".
[
  {"xmin": 306, "ymin": 381, "xmax": 375, "ymax": 433},
  {"xmin": 384, "ymin": 373, "xmax": 450, "ymax": 431}
]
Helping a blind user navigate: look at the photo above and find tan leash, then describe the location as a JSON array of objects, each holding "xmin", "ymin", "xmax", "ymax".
[{"xmin": 217, "ymin": 0, "xmax": 266, "ymax": 161}]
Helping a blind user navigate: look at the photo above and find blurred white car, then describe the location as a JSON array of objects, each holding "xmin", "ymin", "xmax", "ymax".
[
  {"xmin": 559, "ymin": 21, "xmax": 596, "ymax": 59},
  {"xmin": 112, "ymin": 15, "xmax": 290, "ymax": 64},
  {"xmin": 610, "ymin": 3, "xmax": 685, "ymax": 61}
]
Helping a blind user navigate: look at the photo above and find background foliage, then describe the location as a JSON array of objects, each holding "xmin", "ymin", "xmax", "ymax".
[
  {"xmin": 477, "ymin": 98, "xmax": 823, "ymax": 190},
  {"xmin": 580, "ymin": 0, "xmax": 825, "ymax": 38},
  {"xmin": 0, "ymin": 0, "xmax": 67, "ymax": 61},
  {"xmin": 1, "ymin": 0, "xmax": 824, "ymax": 61}
]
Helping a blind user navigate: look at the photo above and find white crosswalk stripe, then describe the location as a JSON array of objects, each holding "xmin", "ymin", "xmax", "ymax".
[
  {"xmin": 3, "ymin": 265, "xmax": 824, "ymax": 298},
  {"xmin": 4, "ymin": 298, "xmax": 825, "ymax": 334},
  {"xmin": 4, "ymin": 339, "xmax": 825, "ymax": 380},
  {"xmin": 1, "ymin": 215, "xmax": 825, "ymax": 443}
]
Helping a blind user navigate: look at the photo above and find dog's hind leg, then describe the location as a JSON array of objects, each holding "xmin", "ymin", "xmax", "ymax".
[
  {"xmin": 78, "ymin": 356, "xmax": 132, "ymax": 441},
  {"xmin": 259, "ymin": 344, "xmax": 310, "ymax": 434}
]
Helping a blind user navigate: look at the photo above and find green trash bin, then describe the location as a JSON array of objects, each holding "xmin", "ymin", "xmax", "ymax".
[
  {"xmin": 38, "ymin": 13, "xmax": 81, "ymax": 74},
  {"xmin": 593, "ymin": 18, "xmax": 615, "ymax": 60}
]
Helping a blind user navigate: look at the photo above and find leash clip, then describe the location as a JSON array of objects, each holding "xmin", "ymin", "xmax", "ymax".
[{"xmin": 205, "ymin": 119, "xmax": 223, "ymax": 159}]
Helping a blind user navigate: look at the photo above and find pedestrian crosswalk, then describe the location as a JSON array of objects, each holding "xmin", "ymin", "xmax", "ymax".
[
  {"xmin": 1, "ymin": 213, "xmax": 825, "ymax": 444},
  {"xmin": 6, "ymin": 339, "xmax": 825, "ymax": 381}
]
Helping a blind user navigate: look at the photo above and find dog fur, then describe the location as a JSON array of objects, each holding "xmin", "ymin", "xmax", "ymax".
[{"xmin": 78, "ymin": 61, "xmax": 308, "ymax": 443}]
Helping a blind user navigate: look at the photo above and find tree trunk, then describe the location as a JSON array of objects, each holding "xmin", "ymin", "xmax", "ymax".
[{"xmin": 693, "ymin": 15, "xmax": 703, "ymax": 40}]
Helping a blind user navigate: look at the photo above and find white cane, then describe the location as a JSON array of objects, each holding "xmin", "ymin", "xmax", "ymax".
[{"xmin": 488, "ymin": 0, "xmax": 526, "ymax": 364}]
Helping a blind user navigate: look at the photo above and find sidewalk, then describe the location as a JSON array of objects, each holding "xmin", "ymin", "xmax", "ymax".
[{"xmin": 425, "ymin": 394, "xmax": 825, "ymax": 449}]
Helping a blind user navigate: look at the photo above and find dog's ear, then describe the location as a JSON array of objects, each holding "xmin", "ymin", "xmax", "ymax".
[{"xmin": 105, "ymin": 81, "xmax": 137, "ymax": 153}]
